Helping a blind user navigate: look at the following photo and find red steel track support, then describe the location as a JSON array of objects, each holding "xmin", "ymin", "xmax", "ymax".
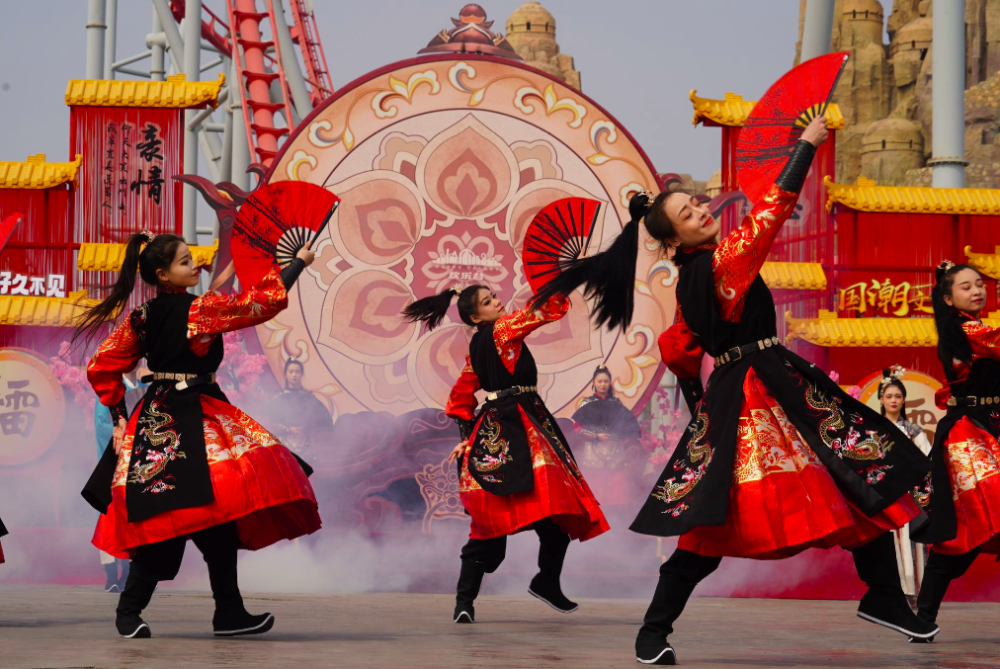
[
  {"xmin": 286, "ymin": 0, "xmax": 334, "ymax": 104},
  {"xmin": 226, "ymin": 0, "xmax": 294, "ymax": 166}
]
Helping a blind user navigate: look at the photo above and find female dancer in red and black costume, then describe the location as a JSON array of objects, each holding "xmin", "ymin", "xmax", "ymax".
[
  {"xmin": 405, "ymin": 286, "xmax": 608, "ymax": 623},
  {"xmin": 532, "ymin": 115, "xmax": 936, "ymax": 664},
  {"xmin": 909, "ymin": 262, "xmax": 1000, "ymax": 635},
  {"xmin": 77, "ymin": 232, "xmax": 321, "ymax": 638},
  {"xmin": 0, "ymin": 516, "xmax": 6, "ymax": 565}
]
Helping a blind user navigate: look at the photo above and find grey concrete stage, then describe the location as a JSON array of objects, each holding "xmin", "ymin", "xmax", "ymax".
[{"xmin": 0, "ymin": 586, "xmax": 996, "ymax": 668}]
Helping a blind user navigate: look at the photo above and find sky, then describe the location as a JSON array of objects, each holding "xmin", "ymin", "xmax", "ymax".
[{"xmin": 0, "ymin": 0, "xmax": 813, "ymax": 184}]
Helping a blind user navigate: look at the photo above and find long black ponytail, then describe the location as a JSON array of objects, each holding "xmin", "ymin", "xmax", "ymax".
[
  {"xmin": 931, "ymin": 261, "xmax": 976, "ymax": 370},
  {"xmin": 72, "ymin": 232, "xmax": 186, "ymax": 344},
  {"xmin": 529, "ymin": 190, "xmax": 656, "ymax": 332},
  {"xmin": 404, "ymin": 284, "xmax": 488, "ymax": 330}
]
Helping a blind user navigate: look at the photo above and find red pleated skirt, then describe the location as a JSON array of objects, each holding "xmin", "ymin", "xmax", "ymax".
[
  {"xmin": 678, "ymin": 369, "xmax": 921, "ymax": 560},
  {"xmin": 93, "ymin": 395, "xmax": 322, "ymax": 559},
  {"xmin": 0, "ymin": 539, "xmax": 5, "ymax": 565},
  {"xmin": 932, "ymin": 416, "xmax": 1000, "ymax": 555},
  {"xmin": 460, "ymin": 405, "xmax": 610, "ymax": 542}
]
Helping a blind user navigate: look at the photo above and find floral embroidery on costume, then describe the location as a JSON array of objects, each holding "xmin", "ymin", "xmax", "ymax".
[
  {"xmin": 491, "ymin": 293, "xmax": 569, "ymax": 373},
  {"xmin": 187, "ymin": 269, "xmax": 288, "ymax": 339},
  {"xmin": 711, "ymin": 185, "xmax": 797, "ymax": 322},
  {"xmin": 807, "ymin": 385, "xmax": 894, "ymax": 460}
]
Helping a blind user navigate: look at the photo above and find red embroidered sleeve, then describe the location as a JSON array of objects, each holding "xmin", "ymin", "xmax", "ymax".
[
  {"xmin": 493, "ymin": 293, "xmax": 570, "ymax": 373},
  {"xmin": 445, "ymin": 356, "xmax": 480, "ymax": 421},
  {"xmin": 712, "ymin": 184, "xmax": 799, "ymax": 322},
  {"xmin": 962, "ymin": 320, "xmax": 1000, "ymax": 360},
  {"xmin": 87, "ymin": 311, "xmax": 143, "ymax": 409},
  {"xmin": 658, "ymin": 309, "xmax": 704, "ymax": 379},
  {"xmin": 187, "ymin": 269, "xmax": 288, "ymax": 339}
]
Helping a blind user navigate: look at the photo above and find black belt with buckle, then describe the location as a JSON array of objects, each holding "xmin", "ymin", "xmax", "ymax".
[
  {"xmin": 946, "ymin": 395, "xmax": 1000, "ymax": 408},
  {"xmin": 714, "ymin": 336, "xmax": 781, "ymax": 368},
  {"xmin": 140, "ymin": 372, "xmax": 217, "ymax": 391},
  {"xmin": 486, "ymin": 385, "xmax": 538, "ymax": 401}
]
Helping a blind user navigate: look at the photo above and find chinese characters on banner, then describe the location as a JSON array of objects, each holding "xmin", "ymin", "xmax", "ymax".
[
  {"xmin": 838, "ymin": 278, "xmax": 934, "ymax": 318},
  {"xmin": 0, "ymin": 349, "xmax": 65, "ymax": 466},
  {"xmin": 72, "ymin": 107, "xmax": 182, "ymax": 243},
  {"xmin": 0, "ymin": 272, "xmax": 66, "ymax": 298}
]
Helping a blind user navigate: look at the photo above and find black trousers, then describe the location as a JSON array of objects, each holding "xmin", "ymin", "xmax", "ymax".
[
  {"xmin": 635, "ymin": 532, "xmax": 902, "ymax": 652},
  {"xmin": 915, "ymin": 546, "xmax": 982, "ymax": 623},
  {"xmin": 118, "ymin": 522, "xmax": 244, "ymax": 622},
  {"xmin": 459, "ymin": 517, "xmax": 571, "ymax": 574},
  {"xmin": 130, "ymin": 521, "xmax": 240, "ymax": 582}
]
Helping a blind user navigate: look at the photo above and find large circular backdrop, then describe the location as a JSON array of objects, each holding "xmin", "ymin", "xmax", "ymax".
[{"xmin": 259, "ymin": 54, "xmax": 675, "ymax": 419}]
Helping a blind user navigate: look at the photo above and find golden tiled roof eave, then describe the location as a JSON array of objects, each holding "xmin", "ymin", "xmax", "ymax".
[
  {"xmin": 65, "ymin": 73, "xmax": 225, "ymax": 109},
  {"xmin": 760, "ymin": 262, "xmax": 827, "ymax": 291},
  {"xmin": 825, "ymin": 176, "xmax": 1000, "ymax": 214},
  {"xmin": 689, "ymin": 90, "xmax": 845, "ymax": 129},
  {"xmin": 0, "ymin": 291, "xmax": 103, "ymax": 327},
  {"xmin": 965, "ymin": 245, "xmax": 1000, "ymax": 279},
  {"xmin": 78, "ymin": 239, "xmax": 220, "ymax": 271},
  {"xmin": 785, "ymin": 309, "xmax": 1000, "ymax": 347},
  {"xmin": 0, "ymin": 154, "xmax": 82, "ymax": 190}
]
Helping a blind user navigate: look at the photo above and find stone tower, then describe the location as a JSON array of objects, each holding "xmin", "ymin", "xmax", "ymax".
[
  {"xmin": 795, "ymin": 0, "xmax": 1000, "ymax": 188},
  {"xmin": 505, "ymin": 2, "xmax": 582, "ymax": 90}
]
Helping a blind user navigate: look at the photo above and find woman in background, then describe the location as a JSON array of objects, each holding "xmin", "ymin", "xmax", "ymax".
[{"xmin": 878, "ymin": 366, "xmax": 932, "ymax": 603}]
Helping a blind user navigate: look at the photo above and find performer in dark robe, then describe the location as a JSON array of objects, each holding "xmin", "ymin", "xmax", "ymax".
[
  {"xmin": 263, "ymin": 359, "xmax": 334, "ymax": 455},
  {"xmin": 405, "ymin": 286, "xmax": 609, "ymax": 624},
  {"xmin": 571, "ymin": 364, "xmax": 642, "ymax": 505},
  {"xmin": 909, "ymin": 262, "xmax": 1000, "ymax": 637},
  {"xmin": 77, "ymin": 232, "xmax": 321, "ymax": 639},
  {"xmin": 0, "ymin": 516, "xmax": 6, "ymax": 565},
  {"xmin": 531, "ymin": 115, "xmax": 937, "ymax": 664}
]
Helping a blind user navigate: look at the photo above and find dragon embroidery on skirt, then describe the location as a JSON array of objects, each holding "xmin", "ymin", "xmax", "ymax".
[
  {"xmin": 650, "ymin": 409, "xmax": 711, "ymax": 517},
  {"xmin": 532, "ymin": 396, "xmax": 583, "ymax": 480},
  {"xmin": 128, "ymin": 387, "xmax": 186, "ymax": 494},
  {"xmin": 806, "ymin": 386, "xmax": 894, "ymax": 460},
  {"xmin": 471, "ymin": 406, "xmax": 512, "ymax": 482}
]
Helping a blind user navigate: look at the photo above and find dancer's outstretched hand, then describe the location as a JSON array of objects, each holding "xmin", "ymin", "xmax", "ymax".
[
  {"xmin": 447, "ymin": 441, "xmax": 467, "ymax": 464},
  {"xmin": 112, "ymin": 417, "xmax": 127, "ymax": 455},
  {"xmin": 801, "ymin": 114, "xmax": 829, "ymax": 147},
  {"xmin": 296, "ymin": 239, "xmax": 316, "ymax": 267}
]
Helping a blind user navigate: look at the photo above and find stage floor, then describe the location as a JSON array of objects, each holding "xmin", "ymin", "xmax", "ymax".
[{"xmin": 1, "ymin": 586, "xmax": 997, "ymax": 668}]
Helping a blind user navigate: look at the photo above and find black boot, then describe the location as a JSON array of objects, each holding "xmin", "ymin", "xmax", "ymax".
[
  {"xmin": 851, "ymin": 534, "xmax": 938, "ymax": 640},
  {"xmin": 205, "ymin": 548, "xmax": 273, "ymax": 637},
  {"xmin": 909, "ymin": 547, "xmax": 981, "ymax": 642},
  {"xmin": 104, "ymin": 562, "xmax": 121, "ymax": 593},
  {"xmin": 528, "ymin": 523, "xmax": 577, "ymax": 613},
  {"xmin": 115, "ymin": 572, "xmax": 156, "ymax": 638},
  {"xmin": 634, "ymin": 574, "xmax": 694, "ymax": 665},
  {"xmin": 454, "ymin": 559, "xmax": 484, "ymax": 623}
]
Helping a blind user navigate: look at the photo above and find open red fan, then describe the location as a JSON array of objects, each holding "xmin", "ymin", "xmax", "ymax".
[
  {"xmin": 231, "ymin": 181, "xmax": 340, "ymax": 287},
  {"xmin": 522, "ymin": 197, "xmax": 602, "ymax": 294},
  {"xmin": 0, "ymin": 212, "xmax": 23, "ymax": 254},
  {"xmin": 736, "ymin": 52, "xmax": 849, "ymax": 204}
]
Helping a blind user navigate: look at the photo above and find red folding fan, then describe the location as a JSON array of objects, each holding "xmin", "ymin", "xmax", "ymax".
[
  {"xmin": 231, "ymin": 181, "xmax": 340, "ymax": 287},
  {"xmin": 522, "ymin": 197, "xmax": 602, "ymax": 294},
  {"xmin": 0, "ymin": 212, "xmax": 23, "ymax": 254},
  {"xmin": 736, "ymin": 52, "xmax": 849, "ymax": 204}
]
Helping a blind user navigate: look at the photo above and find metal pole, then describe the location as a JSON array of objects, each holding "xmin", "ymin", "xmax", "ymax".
[
  {"xmin": 229, "ymin": 58, "xmax": 252, "ymax": 192},
  {"xmin": 931, "ymin": 0, "xmax": 968, "ymax": 188},
  {"xmin": 271, "ymin": 2, "xmax": 312, "ymax": 120},
  {"xmin": 150, "ymin": 9, "xmax": 166, "ymax": 81},
  {"xmin": 103, "ymin": 0, "xmax": 117, "ymax": 79},
  {"xmin": 85, "ymin": 0, "xmax": 106, "ymax": 79},
  {"xmin": 800, "ymin": 0, "xmax": 835, "ymax": 62},
  {"xmin": 181, "ymin": 0, "xmax": 203, "ymax": 242},
  {"xmin": 151, "ymin": 0, "xmax": 185, "ymax": 67}
]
